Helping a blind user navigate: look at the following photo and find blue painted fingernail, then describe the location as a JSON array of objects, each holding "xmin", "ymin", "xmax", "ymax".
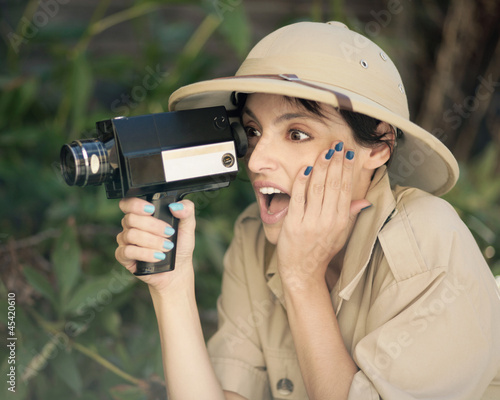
[
  {"xmin": 144, "ymin": 205, "xmax": 155, "ymax": 214},
  {"xmin": 304, "ymin": 166, "xmax": 313, "ymax": 176},
  {"xmin": 164, "ymin": 226, "xmax": 175, "ymax": 236},
  {"xmin": 325, "ymin": 149, "xmax": 334, "ymax": 160},
  {"xmin": 346, "ymin": 150, "xmax": 355, "ymax": 160},
  {"xmin": 154, "ymin": 252, "xmax": 166, "ymax": 260},
  {"xmin": 361, "ymin": 205, "xmax": 372, "ymax": 211},
  {"xmin": 335, "ymin": 142, "xmax": 344, "ymax": 152},
  {"xmin": 168, "ymin": 203, "xmax": 184, "ymax": 211},
  {"xmin": 163, "ymin": 240, "xmax": 174, "ymax": 250}
]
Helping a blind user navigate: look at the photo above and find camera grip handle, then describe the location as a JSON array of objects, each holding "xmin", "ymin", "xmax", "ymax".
[{"xmin": 134, "ymin": 192, "xmax": 180, "ymax": 275}]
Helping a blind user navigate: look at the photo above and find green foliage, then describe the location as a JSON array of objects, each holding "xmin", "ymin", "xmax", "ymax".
[{"xmin": 0, "ymin": 1, "xmax": 253, "ymax": 399}]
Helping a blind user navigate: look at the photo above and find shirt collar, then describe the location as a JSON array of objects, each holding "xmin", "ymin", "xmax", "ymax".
[{"xmin": 264, "ymin": 166, "xmax": 397, "ymax": 309}]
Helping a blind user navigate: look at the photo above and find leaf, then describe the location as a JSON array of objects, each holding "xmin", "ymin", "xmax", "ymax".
[
  {"xmin": 23, "ymin": 266, "xmax": 58, "ymax": 309},
  {"xmin": 15, "ymin": 77, "xmax": 38, "ymax": 120},
  {"xmin": 100, "ymin": 310, "xmax": 122, "ymax": 338},
  {"xmin": 52, "ymin": 223, "xmax": 81, "ymax": 303},
  {"xmin": 217, "ymin": 3, "xmax": 251, "ymax": 60},
  {"xmin": 51, "ymin": 350, "xmax": 83, "ymax": 396},
  {"xmin": 63, "ymin": 271, "xmax": 134, "ymax": 317}
]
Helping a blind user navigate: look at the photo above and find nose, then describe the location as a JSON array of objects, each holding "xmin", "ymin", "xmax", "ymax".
[{"xmin": 246, "ymin": 133, "xmax": 279, "ymax": 174}]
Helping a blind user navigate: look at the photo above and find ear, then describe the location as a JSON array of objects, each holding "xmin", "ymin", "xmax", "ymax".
[{"xmin": 362, "ymin": 122, "xmax": 395, "ymax": 170}]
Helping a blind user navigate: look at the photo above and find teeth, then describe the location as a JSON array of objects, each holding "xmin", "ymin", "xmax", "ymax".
[{"xmin": 259, "ymin": 187, "xmax": 284, "ymax": 195}]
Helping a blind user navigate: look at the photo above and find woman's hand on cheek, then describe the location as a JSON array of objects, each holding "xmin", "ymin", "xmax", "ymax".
[{"xmin": 276, "ymin": 142, "xmax": 371, "ymax": 290}]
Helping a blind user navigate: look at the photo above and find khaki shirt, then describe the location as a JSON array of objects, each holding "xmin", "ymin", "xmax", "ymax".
[{"xmin": 207, "ymin": 167, "xmax": 500, "ymax": 399}]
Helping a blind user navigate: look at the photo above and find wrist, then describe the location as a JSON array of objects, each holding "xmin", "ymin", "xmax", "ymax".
[
  {"xmin": 280, "ymin": 268, "xmax": 328, "ymax": 296},
  {"xmin": 148, "ymin": 274, "xmax": 196, "ymax": 303}
]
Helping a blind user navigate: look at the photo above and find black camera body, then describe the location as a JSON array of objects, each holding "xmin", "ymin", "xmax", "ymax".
[{"xmin": 60, "ymin": 106, "xmax": 247, "ymax": 275}]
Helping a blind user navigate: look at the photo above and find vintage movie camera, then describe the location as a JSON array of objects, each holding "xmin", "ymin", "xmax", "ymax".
[{"xmin": 60, "ymin": 106, "xmax": 247, "ymax": 275}]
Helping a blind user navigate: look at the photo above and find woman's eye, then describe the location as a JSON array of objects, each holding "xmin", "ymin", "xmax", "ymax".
[
  {"xmin": 289, "ymin": 129, "xmax": 310, "ymax": 141},
  {"xmin": 245, "ymin": 126, "xmax": 261, "ymax": 138}
]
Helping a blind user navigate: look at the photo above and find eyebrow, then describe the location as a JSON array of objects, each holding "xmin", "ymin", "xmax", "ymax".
[{"xmin": 242, "ymin": 107, "xmax": 329, "ymax": 127}]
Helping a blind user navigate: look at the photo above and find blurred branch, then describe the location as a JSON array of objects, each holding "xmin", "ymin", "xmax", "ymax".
[
  {"xmin": 163, "ymin": 13, "xmax": 221, "ymax": 91},
  {"xmin": 0, "ymin": 225, "xmax": 119, "ymax": 254},
  {"xmin": 415, "ymin": 0, "xmax": 499, "ymax": 160},
  {"xmin": 55, "ymin": 1, "xmax": 165, "ymax": 132},
  {"xmin": 0, "ymin": 229, "xmax": 59, "ymax": 253},
  {"xmin": 73, "ymin": 342, "xmax": 148, "ymax": 389},
  {"xmin": 26, "ymin": 308, "xmax": 148, "ymax": 388},
  {"xmin": 69, "ymin": 0, "xmax": 112, "ymax": 58},
  {"xmin": 71, "ymin": 1, "xmax": 163, "ymax": 58},
  {"xmin": 416, "ymin": 0, "xmax": 469, "ymax": 133}
]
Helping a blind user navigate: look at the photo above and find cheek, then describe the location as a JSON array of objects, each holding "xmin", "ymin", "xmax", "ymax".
[{"xmin": 284, "ymin": 159, "xmax": 304, "ymax": 179}]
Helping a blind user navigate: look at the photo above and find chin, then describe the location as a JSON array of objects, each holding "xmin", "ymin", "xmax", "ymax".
[{"xmin": 262, "ymin": 224, "xmax": 280, "ymax": 245}]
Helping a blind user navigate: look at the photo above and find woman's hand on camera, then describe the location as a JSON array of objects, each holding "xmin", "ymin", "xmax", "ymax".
[{"xmin": 115, "ymin": 197, "xmax": 196, "ymax": 294}]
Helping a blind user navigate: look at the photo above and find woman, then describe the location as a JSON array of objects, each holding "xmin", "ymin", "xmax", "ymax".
[{"xmin": 115, "ymin": 21, "xmax": 500, "ymax": 399}]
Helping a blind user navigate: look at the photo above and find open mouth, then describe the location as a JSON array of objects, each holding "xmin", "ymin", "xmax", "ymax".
[{"xmin": 259, "ymin": 187, "xmax": 291, "ymax": 215}]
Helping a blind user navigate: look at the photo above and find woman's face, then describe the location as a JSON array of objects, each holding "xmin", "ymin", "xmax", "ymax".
[{"xmin": 242, "ymin": 93, "xmax": 374, "ymax": 244}]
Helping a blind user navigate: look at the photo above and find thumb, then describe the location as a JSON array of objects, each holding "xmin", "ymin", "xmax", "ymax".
[
  {"xmin": 168, "ymin": 199, "xmax": 196, "ymax": 263},
  {"xmin": 349, "ymin": 199, "xmax": 372, "ymax": 216}
]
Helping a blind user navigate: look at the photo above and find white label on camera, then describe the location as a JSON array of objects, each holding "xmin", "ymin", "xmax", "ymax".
[
  {"xmin": 161, "ymin": 141, "xmax": 237, "ymax": 182},
  {"xmin": 90, "ymin": 154, "xmax": 100, "ymax": 173}
]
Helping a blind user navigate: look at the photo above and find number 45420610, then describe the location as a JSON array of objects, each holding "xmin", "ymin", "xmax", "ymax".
[{"xmin": 8, "ymin": 293, "xmax": 16, "ymax": 336}]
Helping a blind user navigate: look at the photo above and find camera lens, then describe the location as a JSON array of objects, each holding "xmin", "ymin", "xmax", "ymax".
[{"xmin": 60, "ymin": 139, "xmax": 110, "ymax": 186}]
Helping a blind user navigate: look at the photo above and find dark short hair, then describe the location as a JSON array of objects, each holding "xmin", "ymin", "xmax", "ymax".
[{"xmin": 233, "ymin": 92, "xmax": 403, "ymax": 166}]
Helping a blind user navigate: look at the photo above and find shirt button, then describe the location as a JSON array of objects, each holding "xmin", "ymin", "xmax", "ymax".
[{"xmin": 277, "ymin": 378, "xmax": 294, "ymax": 395}]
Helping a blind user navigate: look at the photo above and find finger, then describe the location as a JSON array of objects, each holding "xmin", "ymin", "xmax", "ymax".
[
  {"xmin": 121, "ymin": 213, "xmax": 175, "ymax": 238},
  {"xmin": 304, "ymin": 147, "xmax": 334, "ymax": 219},
  {"xmin": 117, "ymin": 228, "xmax": 174, "ymax": 253},
  {"xmin": 115, "ymin": 245, "xmax": 166, "ymax": 271},
  {"xmin": 119, "ymin": 197, "xmax": 156, "ymax": 216},
  {"xmin": 323, "ymin": 141, "xmax": 344, "ymax": 218},
  {"xmin": 287, "ymin": 165, "xmax": 313, "ymax": 224},
  {"xmin": 336, "ymin": 148, "xmax": 356, "ymax": 226},
  {"xmin": 168, "ymin": 200, "xmax": 196, "ymax": 233}
]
